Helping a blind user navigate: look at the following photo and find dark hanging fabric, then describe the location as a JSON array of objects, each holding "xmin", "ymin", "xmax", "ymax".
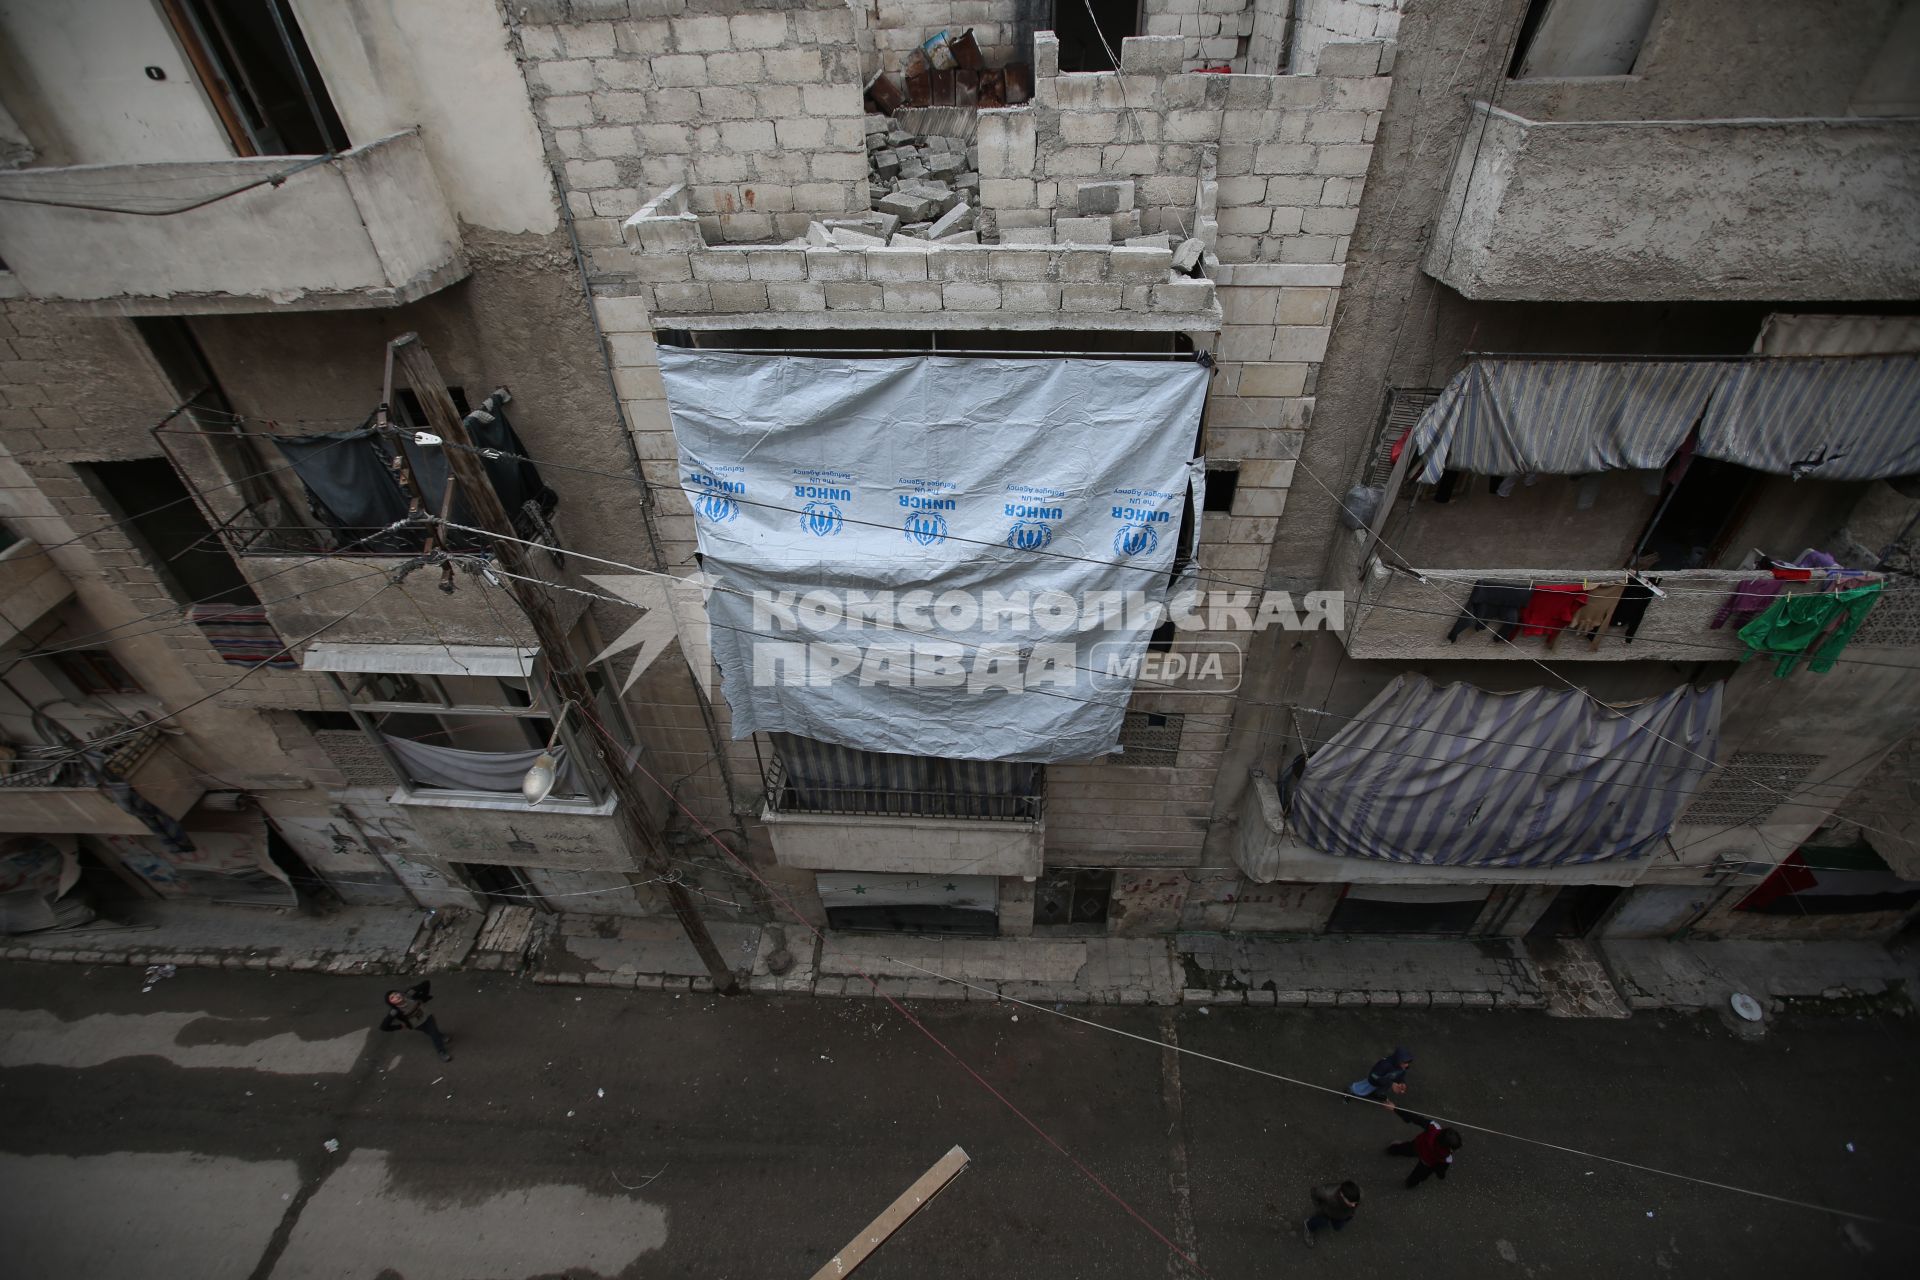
[
  {"xmin": 1610, "ymin": 576, "xmax": 1658, "ymax": 641},
  {"xmin": 271, "ymin": 425, "xmax": 416, "ymax": 550},
  {"xmin": 399, "ymin": 394, "xmax": 559, "ymax": 550},
  {"xmin": 1446, "ymin": 580, "xmax": 1532, "ymax": 642}
]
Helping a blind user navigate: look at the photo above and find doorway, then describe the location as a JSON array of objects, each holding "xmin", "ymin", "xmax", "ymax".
[
  {"xmin": 451, "ymin": 861, "xmax": 544, "ymax": 909},
  {"xmin": 1034, "ymin": 868, "xmax": 1114, "ymax": 933},
  {"xmin": 1632, "ymin": 456, "xmax": 1761, "ymax": 570},
  {"xmin": 1526, "ymin": 884, "xmax": 1625, "ymax": 940}
]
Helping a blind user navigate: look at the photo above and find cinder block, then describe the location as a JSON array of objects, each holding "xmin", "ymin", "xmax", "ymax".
[
  {"xmin": 1062, "ymin": 283, "xmax": 1122, "ymax": 310},
  {"xmin": 1075, "ymin": 179, "xmax": 1136, "ymax": 215},
  {"xmin": 1315, "ymin": 40, "xmax": 1385, "ymax": 78},
  {"xmin": 1152, "ymin": 280, "xmax": 1215, "ymax": 311},
  {"xmin": 708, "ymin": 282, "xmax": 769, "ymax": 312},
  {"xmin": 823, "ymin": 282, "xmax": 882, "ymax": 309},
  {"xmin": 1054, "ymin": 216, "xmax": 1113, "ymax": 245},
  {"xmin": 746, "ymin": 249, "xmax": 806, "ymax": 282},
  {"xmin": 1109, "ymin": 246, "xmax": 1174, "ymax": 280},
  {"xmin": 766, "ymin": 282, "xmax": 827, "ymax": 310},
  {"xmin": 1120, "ymin": 35, "xmax": 1185, "ymax": 75},
  {"xmin": 866, "ymin": 247, "xmax": 929, "ymax": 282},
  {"xmin": 883, "ymin": 283, "xmax": 944, "ymax": 312},
  {"xmin": 943, "ymin": 282, "xmax": 1002, "ymax": 310},
  {"xmin": 1002, "ymin": 282, "xmax": 1062, "ymax": 311}
]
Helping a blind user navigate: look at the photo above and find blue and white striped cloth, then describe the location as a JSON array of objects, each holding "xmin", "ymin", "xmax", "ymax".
[
  {"xmin": 1408, "ymin": 360, "xmax": 1722, "ymax": 484},
  {"xmin": 1289, "ymin": 675, "xmax": 1722, "ymax": 868},
  {"xmin": 1409, "ymin": 355, "xmax": 1920, "ymax": 484},
  {"xmin": 1695, "ymin": 355, "xmax": 1920, "ymax": 480}
]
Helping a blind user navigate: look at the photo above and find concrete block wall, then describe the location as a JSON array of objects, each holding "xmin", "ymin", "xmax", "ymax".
[
  {"xmin": 985, "ymin": 35, "xmax": 1391, "ymax": 264},
  {"xmin": 1288, "ymin": 0, "xmax": 1404, "ymax": 73},
  {"xmin": 510, "ymin": 0, "xmax": 869, "ymax": 256},
  {"xmin": 623, "ymin": 184, "xmax": 1222, "ymax": 325},
  {"xmin": 1141, "ymin": 0, "xmax": 1259, "ymax": 72},
  {"xmin": 856, "ymin": 0, "xmax": 1050, "ymax": 75},
  {"xmin": 1244, "ymin": 0, "xmax": 1292, "ymax": 74}
]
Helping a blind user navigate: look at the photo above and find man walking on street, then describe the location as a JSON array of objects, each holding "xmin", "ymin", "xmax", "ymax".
[
  {"xmin": 1383, "ymin": 1100, "xmax": 1460, "ymax": 1189},
  {"xmin": 381, "ymin": 981, "xmax": 451, "ymax": 1062},
  {"xmin": 1301, "ymin": 1181, "xmax": 1361, "ymax": 1247},
  {"xmin": 1349, "ymin": 1046, "xmax": 1413, "ymax": 1099}
]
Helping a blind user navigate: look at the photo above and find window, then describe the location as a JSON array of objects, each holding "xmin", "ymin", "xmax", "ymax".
[
  {"xmin": 50, "ymin": 650, "xmax": 144, "ymax": 696},
  {"xmin": 1117, "ymin": 711, "xmax": 1182, "ymax": 767},
  {"xmin": 161, "ymin": 0, "xmax": 347, "ymax": 155},
  {"xmin": 1367, "ymin": 387, "xmax": 1442, "ymax": 487},
  {"xmin": 1035, "ymin": 868, "xmax": 1114, "ymax": 932},
  {"xmin": 72, "ymin": 457, "xmax": 258, "ymax": 607},
  {"xmin": 765, "ymin": 733, "xmax": 1043, "ymax": 821},
  {"xmin": 1203, "ymin": 464, "xmax": 1239, "ymax": 513},
  {"xmin": 1148, "ymin": 619, "xmax": 1177, "ymax": 654},
  {"xmin": 1055, "ymin": 0, "xmax": 1139, "ymax": 72},
  {"xmin": 1510, "ymin": 0, "xmax": 1658, "ymax": 79}
]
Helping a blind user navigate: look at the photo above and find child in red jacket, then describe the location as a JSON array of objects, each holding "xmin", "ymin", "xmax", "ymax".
[{"xmin": 1382, "ymin": 1101, "xmax": 1461, "ymax": 1189}]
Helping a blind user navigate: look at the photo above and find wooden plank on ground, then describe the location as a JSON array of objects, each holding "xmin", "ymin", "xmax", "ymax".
[{"xmin": 808, "ymin": 1145, "xmax": 970, "ymax": 1279}]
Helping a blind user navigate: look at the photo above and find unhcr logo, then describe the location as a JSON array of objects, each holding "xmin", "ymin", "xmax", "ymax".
[
  {"xmin": 800, "ymin": 500, "xmax": 844, "ymax": 538},
  {"xmin": 686, "ymin": 472, "xmax": 742, "ymax": 523},
  {"xmin": 903, "ymin": 510, "xmax": 948, "ymax": 546},
  {"xmin": 1006, "ymin": 520, "xmax": 1054, "ymax": 551},
  {"xmin": 1113, "ymin": 523, "xmax": 1160, "ymax": 558}
]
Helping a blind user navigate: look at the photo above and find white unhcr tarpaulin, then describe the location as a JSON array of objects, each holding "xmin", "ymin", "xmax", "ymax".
[{"xmin": 658, "ymin": 349, "xmax": 1209, "ymax": 762}]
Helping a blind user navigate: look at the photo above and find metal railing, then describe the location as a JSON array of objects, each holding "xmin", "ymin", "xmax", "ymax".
[
  {"xmin": 0, "ymin": 722, "xmax": 165, "ymax": 789},
  {"xmin": 761, "ymin": 756, "xmax": 1044, "ymax": 824}
]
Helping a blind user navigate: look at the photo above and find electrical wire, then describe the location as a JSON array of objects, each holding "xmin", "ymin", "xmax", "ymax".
[
  {"xmin": 0, "ymin": 153, "xmax": 334, "ymax": 216},
  {"xmin": 17, "ymin": 578, "xmax": 398, "ymax": 774},
  {"xmin": 582, "ymin": 690, "xmax": 1907, "ymax": 1237},
  {"xmin": 8, "ymin": 416, "xmax": 367, "ymax": 567}
]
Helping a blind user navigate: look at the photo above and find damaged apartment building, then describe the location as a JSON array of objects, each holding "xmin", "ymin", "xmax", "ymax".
[{"xmin": 1, "ymin": 0, "xmax": 1917, "ymax": 953}]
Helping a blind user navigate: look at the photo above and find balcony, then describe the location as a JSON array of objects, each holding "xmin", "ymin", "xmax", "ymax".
[
  {"xmin": 0, "ymin": 723, "xmax": 206, "ymax": 835},
  {"xmin": 0, "ymin": 538, "xmax": 73, "ymax": 649},
  {"xmin": 1331, "ymin": 549, "xmax": 1918, "ymax": 664},
  {"xmin": 1426, "ymin": 104, "xmax": 1920, "ymax": 302},
  {"xmin": 759, "ymin": 755, "xmax": 1046, "ymax": 877},
  {"xmin": 0, "ymin": 130, "xmax": 467, "ymax": 315},
  {"xmin": 239, "ymin": 548, "xmax": 585, "ymax": 649}
]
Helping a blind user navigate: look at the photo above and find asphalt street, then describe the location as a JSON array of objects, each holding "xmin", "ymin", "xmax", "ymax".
[{"xmin": 0, "ymin": 960, "xmax": 1913, "ymax": 1279}]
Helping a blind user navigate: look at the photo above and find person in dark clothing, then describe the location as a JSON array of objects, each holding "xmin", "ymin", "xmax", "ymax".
[
  {"xmin": 381, "ymin": 982, "xmax": 451, "ymax": 1062},
  {"xmin": 1349, "ymin": 1046, "xmax": 1412, "ymax": 1099},
  {"xmin": 1301, "ymin": 1181, "xmax": 1361, "ymax": 1247},
  {"xmin": 1383, "ymin": 1101, "xmax": 1460, "ymax": 1189}
]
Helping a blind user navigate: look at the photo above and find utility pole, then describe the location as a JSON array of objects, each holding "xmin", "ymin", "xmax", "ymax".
[{"xmin": 388, "ymin": 332, "xmax": 740, "ymax": 995}]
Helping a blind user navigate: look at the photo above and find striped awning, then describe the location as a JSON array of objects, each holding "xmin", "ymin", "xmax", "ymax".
[
  {"xmin": 1289, "ymin": 675, "xmax": 1722, "ymax": 868},
  {"xmin": 1694, "ymin": 355, "xmax": 1920, "ymax": 480},
  {"xmin": 1409, "ymin": 355, "xmax": 1920, "ymax": 483},
  {"xmin": 1408, "ymin": 360, "xmax": 1720, "ymax": 484}
]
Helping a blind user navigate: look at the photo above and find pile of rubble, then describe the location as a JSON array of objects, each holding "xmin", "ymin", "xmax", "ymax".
[{"xmin": 796, "ymin": 113, "xmax": 1206, "ymax": 270}]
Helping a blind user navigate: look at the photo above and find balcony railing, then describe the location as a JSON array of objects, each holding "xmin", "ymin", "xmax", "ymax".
[
  {"xmin": 0, "ymin": 723, "xmax": 165, "ymax": 790},
  {"xmin": 762, "ymin": 755, "xmax": 1044, "ymax": 824}
]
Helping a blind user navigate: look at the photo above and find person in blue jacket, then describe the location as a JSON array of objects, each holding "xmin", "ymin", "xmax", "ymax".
[{"xmin": 1348, "ymin": 1046, "xmax": 1412, "ymax": 1099}]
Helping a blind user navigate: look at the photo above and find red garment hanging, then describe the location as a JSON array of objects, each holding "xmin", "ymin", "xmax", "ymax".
[{"xmin": 1518, "ymin": 583, "xmax": 1588, "ymax": 638}]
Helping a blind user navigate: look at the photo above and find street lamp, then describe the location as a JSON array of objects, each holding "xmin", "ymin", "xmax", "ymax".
[{"xmin": 521, "ymin": 700, "xmax": 575, "ymax": 806}]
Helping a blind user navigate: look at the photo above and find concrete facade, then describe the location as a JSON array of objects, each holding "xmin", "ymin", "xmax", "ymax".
[
  {"xmin": 1209, "ymin": 0, "xmax": 1920, "ymax": 943},
  {"xmin": 2, "ymin": 0, "xmax": 1913, "ymax": 951}
]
